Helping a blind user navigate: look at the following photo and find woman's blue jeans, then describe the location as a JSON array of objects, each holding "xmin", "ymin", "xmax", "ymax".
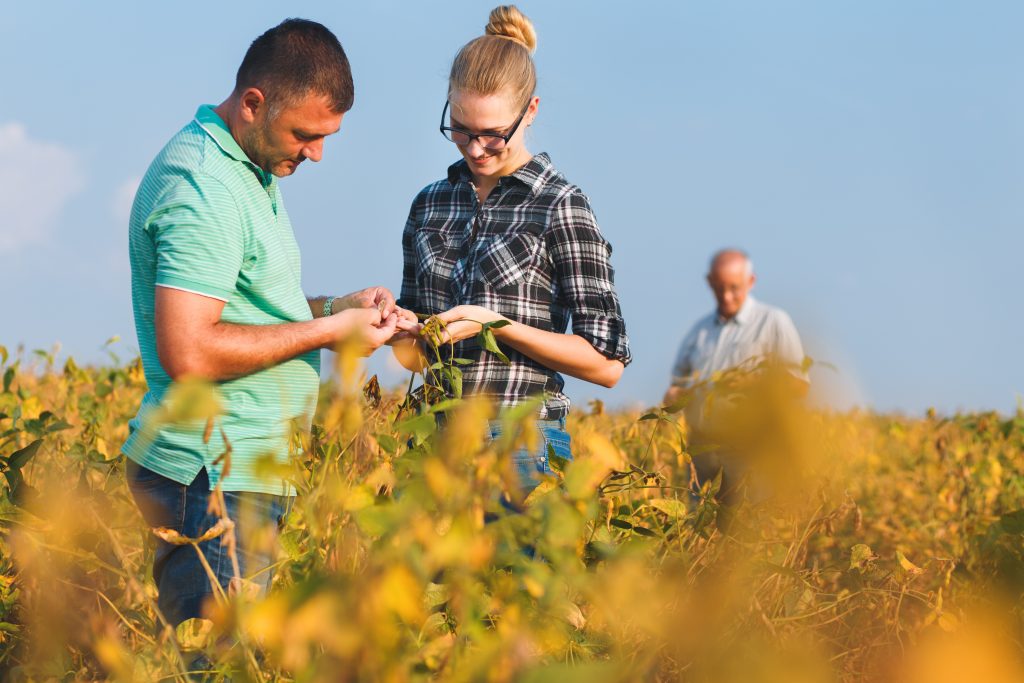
[{"xmin": 488, "ymin": 417, "xmax": 573, "ymax": 496}]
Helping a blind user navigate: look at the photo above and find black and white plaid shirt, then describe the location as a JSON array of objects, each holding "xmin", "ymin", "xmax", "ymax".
[{"xmin": 398, "ymin": 152, "xmax": 632, "ymax": 419}]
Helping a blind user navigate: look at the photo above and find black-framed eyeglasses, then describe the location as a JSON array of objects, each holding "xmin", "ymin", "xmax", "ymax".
[{"xmin": 439, "ymin": 100, "xmax": 530, "ymax": 150}]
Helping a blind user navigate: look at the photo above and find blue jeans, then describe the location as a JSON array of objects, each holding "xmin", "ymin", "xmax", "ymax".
[
  {"xmin": 125, "ymin": 460, "xmax": 291, "ymax": 626},
  {"xmin": 489, "ymin": 418, "xmax": 573, "ymax": 495}
]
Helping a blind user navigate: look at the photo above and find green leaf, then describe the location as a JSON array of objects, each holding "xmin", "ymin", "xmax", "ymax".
[
  {"xmin": 649, "ymin": 498, "xmax": 689, "ymax": 518},
  {"xmin": 374, "ymin": 433, "xmax": 400, "ymax": 455},
  {"xmin": 176, "ymin": 618, "xmax": 215, "ymax": 651},
  {"xmin": 849, "ymin": 543, "xmax": 876, "ymax": 572},
  {"xmin": 279, "ymin": 529, "xmax": 304, "ymax": 559},
  {"xmin": 499, "ymin": 396, "xmax": 545, "ymax": 426},
  {"xmin": 427, "ymin": 398, "xmax": 463, "ymax": 415},
  {"xmin": 396, "ymin": 413, "xmax": 436, "ymax": 445},
  {"xmin": 0, "ymin": 346, "xmax": 7, "ymax": 366},
  {"xmin": 445, "ymin": 365, "xmax": 463, "ymax": 399},
  {"xmin": 477, "ymin": 328, "xmax": 510, "ymax": 364},
  {"xmin": 609, "ymin": 518, "xmax": 633, "ymax": 530},
  {"xmin": 632, "ymin": 525, "xmax": 657, "ymax": 537},
  {"xmin": 999, "ymin": 509, "xmax": 1024, "ymax": 535},
  {"xmin": 424, "ymin": 582, "xmax": 450, "ymax": 609},
  {"xmin": 354, "ymin": 504, "xmax": 399, "ymax": 537},
  {"xmin": 4, "ymin": 468, "xmax": 24, "ymax": 494},
  {"xmin": 8, "ymin": 439, "xmax": 42, "ymax": 470},
  {"xmin": 547, "ymin": 444, "xmax": 568, "ymax": 473},
  {"xmin": 2, "ymin": 367, "xmax": 14, "ymax": 394}
]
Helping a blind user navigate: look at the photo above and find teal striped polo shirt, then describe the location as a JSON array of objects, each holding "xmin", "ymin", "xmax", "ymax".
[{"xmin": 123, "ymin": 105, "xmax": 320, "ymax": 495}]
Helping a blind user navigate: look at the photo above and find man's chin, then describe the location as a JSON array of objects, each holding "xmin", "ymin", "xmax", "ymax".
[{"xmin": 271, "ymin": 160, "xmax": 301, "ymax": 177}]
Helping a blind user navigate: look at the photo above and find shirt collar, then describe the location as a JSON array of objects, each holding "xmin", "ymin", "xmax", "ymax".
[
  {"xmin": 446, "ymin": 152, "xmax": 553, "ymax": 196},
  {"xmin": 194, "ymin": 105, "xmax": 273, "ymax": 188},
  {"xmin": 717, "ymin": 296, "xmax": 757, "ymax": 326}
]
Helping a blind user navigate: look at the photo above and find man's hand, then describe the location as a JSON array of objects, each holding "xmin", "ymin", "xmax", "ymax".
[
  {"xmin": 432, "ymin": 305, "xmax": 508, "ymax": 345},
  {"xmin": 335, "ymin": 286, "xmax": 397, "ymax": 318},
  {"xmin": 323, "ymin": 307, "xmax": 399, "ymax": 356},
  {"xmin": 663, "ymin": 385, "xmax": 684, "ymax": 407}
]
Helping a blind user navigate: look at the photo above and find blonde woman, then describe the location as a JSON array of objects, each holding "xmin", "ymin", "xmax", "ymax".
[{"xmin": 396, "ymin": 5, "xmax": 631, "ymax": 494}]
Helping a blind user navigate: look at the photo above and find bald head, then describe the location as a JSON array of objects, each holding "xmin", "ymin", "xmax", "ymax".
[
  {"xmin": 706, "ymin": 248, "xmax": 756, "ymax": 319},
  {"xmin": 709, "ymin": 249, "xmax": 753, "ymax": 278}
]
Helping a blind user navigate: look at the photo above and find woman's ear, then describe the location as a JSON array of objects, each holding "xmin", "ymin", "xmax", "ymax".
[{"xmin": 527, "ymin": 95, "xmax": 540, "ymax": 125}]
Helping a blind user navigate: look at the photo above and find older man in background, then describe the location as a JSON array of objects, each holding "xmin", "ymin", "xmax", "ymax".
[{"xmin": 664, "ymin": 249, "xmax": 808, "ymax": 506}]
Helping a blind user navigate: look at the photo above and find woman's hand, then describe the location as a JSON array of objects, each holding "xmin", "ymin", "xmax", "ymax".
[
  {"xmin": 387, "ymin": 307, "xmax": 423, "ymax": 343},
  {"xmin": 432, "ymin": 305, "xmax": 509, "ymax": 345},
  {"xmin": 385, "ymin": 307, "xmax": 426, "ymax": 371}
]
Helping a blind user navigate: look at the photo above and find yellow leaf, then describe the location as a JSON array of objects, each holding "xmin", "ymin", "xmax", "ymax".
[
  {"xmin": 564, "ymin": 432, "xmax": 625, "ymax": 499},
  {"xmin": 523, "ymin": 575, "xmax": 545, "ymax": 599},
  {"xmin": 342, "ymin": 484, "xmax": 376, "ymax": 512},
  {"xmin": 20, "ymin": 396, "xmax": 41, "ymax": 421},
  {"xmin": 379, "ymin": 566, "xmax": 424, "ymax": 625},
  {"xmin": 897, "ymin": 550, "xmax": 923, "ymax": 575},
  {"xmin": 937, "ymin": 611, "xmax": 959, "ymax": 632}
]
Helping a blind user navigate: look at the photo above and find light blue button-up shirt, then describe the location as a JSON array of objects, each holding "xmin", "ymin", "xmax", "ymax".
[{"xmin": 670, "ymin": 296, "xmax": 807, "ymax": 389}]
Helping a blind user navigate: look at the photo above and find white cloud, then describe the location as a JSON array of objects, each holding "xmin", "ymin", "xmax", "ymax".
[
  {"xmin": 0, "ymin": 123, "xmax": 84, "ymax": 253},
  {"xmin": 112, "ymin": 176, "xmax": 141, "ymax": 225}
]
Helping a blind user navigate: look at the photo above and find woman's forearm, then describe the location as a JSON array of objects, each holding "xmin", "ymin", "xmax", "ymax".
[{"xmin": 495, "ymin": 321, "xmax": 624, "ymax": 388}]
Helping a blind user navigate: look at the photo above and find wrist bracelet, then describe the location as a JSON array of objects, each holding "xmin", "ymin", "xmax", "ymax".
[{"xmin": 322, "ymin": 296, "xmax": 337, "ymax": 317}]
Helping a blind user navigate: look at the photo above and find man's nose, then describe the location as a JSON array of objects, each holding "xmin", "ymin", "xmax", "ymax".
[{"xmin": 303, "ymin": 139, "xmax": 324, "ymax": 163}]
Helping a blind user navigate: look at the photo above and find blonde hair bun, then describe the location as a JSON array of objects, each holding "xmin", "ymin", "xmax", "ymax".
[{"xmin": 485, "ymin": 5, "xmax": 537, "ymax": 53}]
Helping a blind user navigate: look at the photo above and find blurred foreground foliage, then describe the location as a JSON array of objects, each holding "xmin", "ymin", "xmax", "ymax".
[{"xmin": 2, "ymin": 342, "xmax": 1024, "ymax": 682}]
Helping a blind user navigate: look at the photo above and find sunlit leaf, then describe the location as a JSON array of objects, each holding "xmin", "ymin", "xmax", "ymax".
[
  {"xmin": 649, "ymin": 498, "xmax": 689, "ymax": 518},
  {"xmin": 176, "ymin": 618, "xmax": 215, "ymax": 651},
  {"xmin": 850, "ymin": 543, "xmax": 876, "ymax": 572}
]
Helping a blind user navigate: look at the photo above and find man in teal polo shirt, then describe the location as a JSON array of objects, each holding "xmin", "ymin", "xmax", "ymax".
[{"xmin": 124, "ymin": 19, "xmax": 402, "ymax": 627}]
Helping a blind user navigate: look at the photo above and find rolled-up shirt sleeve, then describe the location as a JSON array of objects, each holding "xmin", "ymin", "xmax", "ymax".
[
  {"xmin": 547, "ymin": 190, "xmax": 632, "ymax": 365},
  {"xmin": 397, "ymin": 196, "xmax": 421, "ymax": 312}
]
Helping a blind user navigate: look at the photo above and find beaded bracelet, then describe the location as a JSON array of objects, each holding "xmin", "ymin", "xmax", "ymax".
[{"xmin": 322, "ymin": 296, "xmax": 337, "ymax": 317}]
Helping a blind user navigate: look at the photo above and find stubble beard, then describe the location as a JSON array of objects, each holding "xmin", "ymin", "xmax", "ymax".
[{"xmin": 239, "ymin": 122, "xmax": 279, "ymax": 176}]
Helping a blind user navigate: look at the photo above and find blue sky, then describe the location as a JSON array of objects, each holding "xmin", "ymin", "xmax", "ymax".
[{"xmin": 2, "ymin": 1, "xmax": 1022, "ymax": 415}]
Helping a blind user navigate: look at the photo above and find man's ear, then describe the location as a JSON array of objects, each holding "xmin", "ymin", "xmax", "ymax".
[
  {"xmin": 748, "ymin": 274, "xmax": 757, "ymax": 290},
  {"xmin": 238, "ymin": 88, "xmax": 268, "ymax": 124}
]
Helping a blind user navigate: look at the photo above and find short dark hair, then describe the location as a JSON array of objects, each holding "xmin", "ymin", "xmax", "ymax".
[{"xmin": 235, "ymin": 18, "xmax": 354, "ymax": 115}]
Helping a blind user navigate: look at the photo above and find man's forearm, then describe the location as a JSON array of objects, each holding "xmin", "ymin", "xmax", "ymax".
[{"xmin": 158, "ymin": 317, "xmax": 333, "ymax": 382}]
